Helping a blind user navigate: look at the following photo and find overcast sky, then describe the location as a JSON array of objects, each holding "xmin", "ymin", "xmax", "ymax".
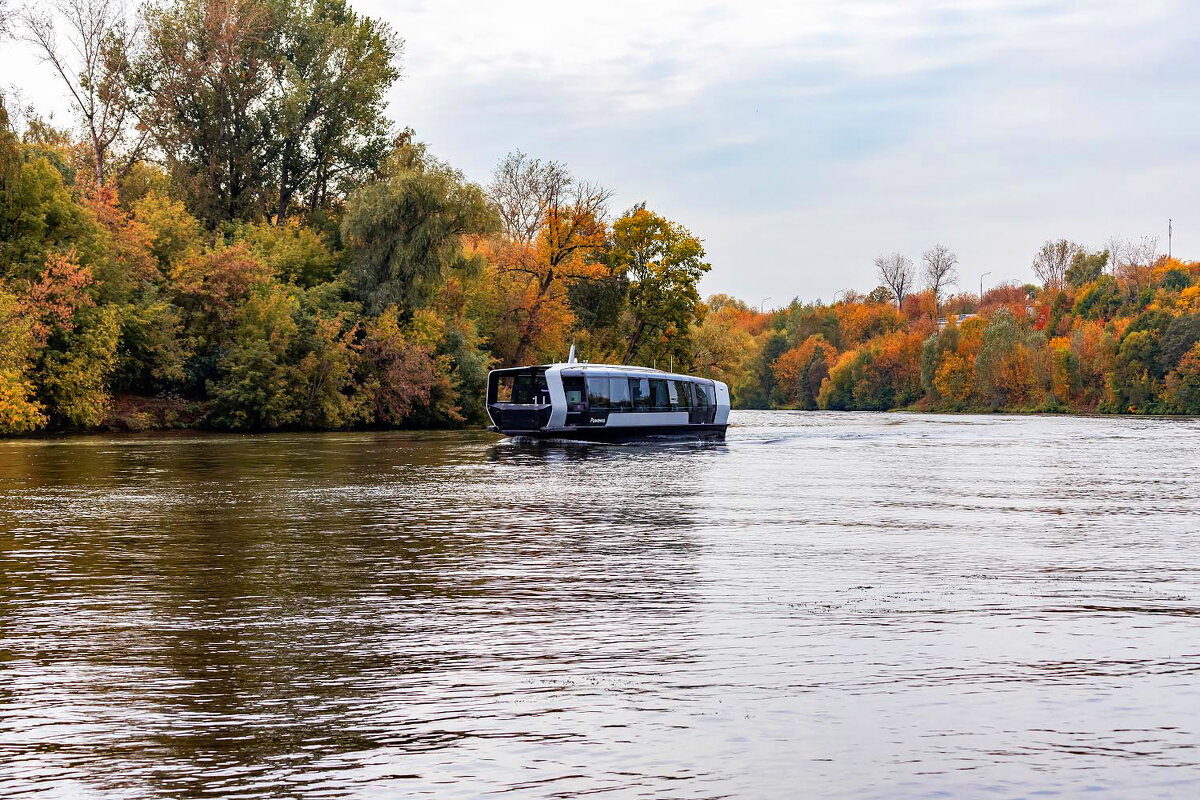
[{"xmin": 4, "ymin": 0, "xmax": 1198, "ymax": 306}]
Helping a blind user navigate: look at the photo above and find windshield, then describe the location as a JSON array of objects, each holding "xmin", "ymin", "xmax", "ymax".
[{"xmin": 491, "ymin": 369, "xmax": 549, "ymax": 405}]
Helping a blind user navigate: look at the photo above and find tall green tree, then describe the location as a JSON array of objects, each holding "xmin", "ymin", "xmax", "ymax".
[
  {"xmin": 0, "ymin": 131, "xmax": 97, "ymax": 278},
  {"xmin": 268, "ymin": 0, "xmax": 400, "ymax": 222},
  {"xmin": 606, "ymin": 205, "xmax": 710, "ymax": 366},
  {"xmin": 132, "ymin": 0, "xmax": 400, "ymax": 227},
  {"xmin": 341, "ymin": 142, "xmax": 495, "ymax": 315}
]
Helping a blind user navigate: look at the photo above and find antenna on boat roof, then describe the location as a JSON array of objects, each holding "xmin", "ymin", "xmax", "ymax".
[{"xmin": 567, "ymin": 343, "xmax": 577, "ymax": 364}]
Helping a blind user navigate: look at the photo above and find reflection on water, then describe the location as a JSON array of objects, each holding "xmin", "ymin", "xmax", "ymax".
[{"xmin": 1, "ymin": 411, "xmax": 1199, "ymax": 798}]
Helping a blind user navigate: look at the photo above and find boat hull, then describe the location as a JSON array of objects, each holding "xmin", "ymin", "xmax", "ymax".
[{"xmin": 492, "ymin": 423, "xmax": 728, "ymax": 442}]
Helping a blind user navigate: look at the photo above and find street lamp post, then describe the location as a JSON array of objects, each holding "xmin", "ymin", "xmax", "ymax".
[{"xmin": 980, "ymin": 272, "xmax": 991, "ymax": 308}]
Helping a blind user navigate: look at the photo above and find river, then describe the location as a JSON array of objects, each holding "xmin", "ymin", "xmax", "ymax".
[{"xmin": 1, "ymin": 411, "xmax": 1198, "ymax": 798}]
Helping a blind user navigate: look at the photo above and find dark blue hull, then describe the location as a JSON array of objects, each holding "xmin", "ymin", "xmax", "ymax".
[{"xmin": 491, "ymin": 423, "xmax": 728, "ymax": 442}]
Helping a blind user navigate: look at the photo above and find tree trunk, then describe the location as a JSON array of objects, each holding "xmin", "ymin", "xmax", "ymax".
[{"xmin": 622, "ymin": 319, "xmax": 646, "ymax": 365}]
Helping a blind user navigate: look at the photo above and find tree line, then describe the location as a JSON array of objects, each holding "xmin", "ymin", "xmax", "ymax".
[
  {"xmin": 703, "ymin": 238, "xmax": 1199, "ymax": 415},
  {"xmin": 2, "ymin": 0, "xmax": 1197, "ymax": 435}
]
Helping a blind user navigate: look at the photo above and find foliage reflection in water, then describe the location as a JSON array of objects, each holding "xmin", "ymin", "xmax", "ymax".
[{"xmin": 1, "ymin": 411, "xmax": 1199, "ymax": 798}]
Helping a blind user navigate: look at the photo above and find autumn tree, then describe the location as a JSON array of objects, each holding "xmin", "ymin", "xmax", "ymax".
[
  {"xmin": 358, "ymin": 307, "xmax": 451, "ymax": 425},
  {"xmin": 1031, "ymin": 239, "xmax": 1079, "ymax": 291},
  {"xmin": 1112, "ymin": 236, "xmax": 1159, "ymax": 295},
  {"xmin": 605, "ymin": 205, "xmax": 710, "ymax": 366},
  {"xmin": 0, "ymin": 284, "xmax": 48, "ymax": 432},
  {"xmin": 487, "ymin": 150, "xmax": 611, "ymax": 364},
  {"xmin": 132, "ymin": 0, "xmax": 273, "ymax": 223},
  {"xmin": 692, "ymin": 303, "xmax": 755, "ymax": 389},
  {"xmin": 975, "ymin": 309, "xmax": 1040, "ymax": 408},
  {"xmin": 875, "ymin": 252, "xmax": 914, "ymax": 310},
  {"xmin": 921, "ymin": 244, "xmax": 958, "ymax": 315},
  {"xmin": 0, "ymin": 291, "xmax": 47, "ymax": 434},
  {"xmin": 772, "ymin": 334, "xmax": 836, "ymax": 409}
]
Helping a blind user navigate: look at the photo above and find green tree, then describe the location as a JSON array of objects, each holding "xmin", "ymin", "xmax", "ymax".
[
  {"xmin": 1163, "ymin": 343, "xmax": 1200, "ymax": 414},
  {"xmin": 113, "ymin": 291, "xmax": 188, "ymax": 394},
  {"xmin": 0, "ymin": 109, "xmax": 96, "ymax": 277},
  {"xmin": 235, "ymin": 220, "xmax": 338, "ymax": 287},
  {"xmin": 606, "ymin": 205, "xmax": 710, "ymax": 366},
  {"xmin": 865, "ymin": 286, "xmax": 894, "ymax": 305},
  {"xmin": 1065, "ymin": 248, "xmax": 1108, "ymax": 288},
  {"xmin": 269, "ymin": 0, "xmax": 400, "ymax": 221},
  {"xmin": 207, "ymin": 283, "xmax": 302, "ymax": 429},
  {"xmin": 739, "ymin": 329, "xmax": 789, "ymax": 408},
  {"xmin": 39, "ymin": 304, "xmax": 121, "ymax": 426},
  {"xmin": 341, "ymin": 143, "xmax": 494, "ymax": 314},
  {"xmin": 1160, "ymin": 268, "xmax": 1191, "ymax": 292},
  {"xmin": 1159, "ymin": 313, "xmax": 1200, "ymax": 375},
  {"xmin": 1073, "ymin": 275, "xmax": 1122, "ymax": 320},
  {"xmin": 817, "ymin": 351, "xmax": 863, "ymax": 410},
  {"xmin": 132, "ymin": 0, "xmax": 400, "ymax": 226}
]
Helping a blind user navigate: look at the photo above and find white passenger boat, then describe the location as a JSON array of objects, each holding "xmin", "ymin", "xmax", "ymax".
[{"xmin": 485, "ymin": 358, "xmax": 730, "ymax": 441}]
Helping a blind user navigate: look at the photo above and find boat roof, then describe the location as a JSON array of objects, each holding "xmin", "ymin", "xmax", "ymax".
[
  {"xmin": 493, "ymin": 362, "xmax": 716, "ymax": 381},
  {"xmin": 551, "ymin": 362, "xmax": 664, "ymax": 373}
]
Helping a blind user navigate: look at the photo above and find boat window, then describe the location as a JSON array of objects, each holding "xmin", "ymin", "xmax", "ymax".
[
  {"xmin": 496, "ymin": 376, "xmax": 514, "ymax": 403},
  {"xmin": 672, "ymin": 380, "xmax": 692, "ymax": 409},
  {"xmin": 562, "ymin": 374, "xmax": 586, "ymax": 412},
  {"xmin": 495, "ymin": 370, "xmax": 549, "ymax": 405},
  {"xmin": 587, "ymin": 376, "xmax": 612, "ymax": 409},
  {"xmin": 648, "ymin": 379, "xmax": 672, "ymax": 411},
  {"xmin": 609, "ymin": 377, "xmax": 632, "ymax": 411},
  {"xmin": 695, "ymin": 382, "xmax": 712, "ymax": 410},
  {"xmin": 630, "ymin": 378, "xmax": 652, "ymax": 410}
]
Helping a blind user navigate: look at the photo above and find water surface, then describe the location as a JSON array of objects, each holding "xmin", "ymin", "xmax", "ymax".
[{"xmin": 1, "ymin": 411, "xmax": 1199, "ymax": 798}]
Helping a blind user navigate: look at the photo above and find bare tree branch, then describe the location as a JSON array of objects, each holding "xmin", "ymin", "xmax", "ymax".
[
  {"xmin": 1031, "ymin": 239, "xmax": 1080, "ymax": 291},
  {"xmin": 921, "ymin": 244, "xmax": 959, "ymax": 314},
  {"xmin": 1108, "ymin": 234, "xmax": 1159, "ymax": 293},
  {"xmin": 875, "ymin": 252, "xmax": 914, "ymax": 309},
  {"xmin": 17, "ymin": 0, "xmax": 142, "ymax": 184}
]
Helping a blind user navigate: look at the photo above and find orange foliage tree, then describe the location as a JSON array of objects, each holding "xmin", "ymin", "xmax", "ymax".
[
  {"xmin": 487, "ymin": 152, "xmax": 611, "ymax": 365},
  {"xmin": 772, "ymin": 334, "xmax": 837, "ymax": 409}
]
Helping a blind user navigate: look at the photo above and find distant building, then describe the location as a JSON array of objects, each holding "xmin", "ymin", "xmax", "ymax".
[{"xmin": 937, "ymin": 313, "xmax": 978, "ymax": 330}]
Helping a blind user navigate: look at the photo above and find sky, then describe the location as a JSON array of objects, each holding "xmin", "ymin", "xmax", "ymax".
[{"xmin": 3, "ymin": 0, "xmax": 1198, "ymax": 307}]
